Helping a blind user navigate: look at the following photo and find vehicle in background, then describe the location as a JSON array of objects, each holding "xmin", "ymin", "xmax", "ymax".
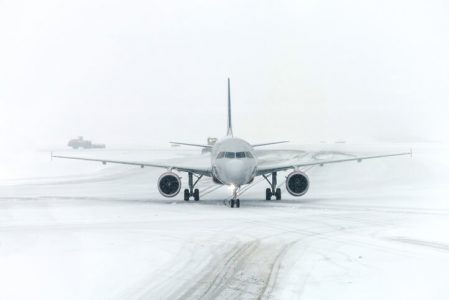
[
  {"xmin": 202, "ymin": 137, "xmax": 218, "ymax": 153},
  {"xmin": 68, "ymin": 136, "xmax": 106, "ymax": 149},
  {"xmin": 207, "ymin": 137, "xmax": 218, "ymax": 145}
]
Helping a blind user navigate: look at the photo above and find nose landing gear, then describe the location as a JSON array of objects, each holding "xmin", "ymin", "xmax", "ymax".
[
  {"xmin": 184, "ymin": 172, "xmax": 202, "ymax": 201},
  {"xmin": 263, "ymin": 172, "xmax": 282, "ymax": 200},
  {"xmin": 230, "ymin": 198, "xmax": 240, "ymax": 208},
  {"xmin": 229, "ymin": 187, "xmax": 240, "ymax": 208}
]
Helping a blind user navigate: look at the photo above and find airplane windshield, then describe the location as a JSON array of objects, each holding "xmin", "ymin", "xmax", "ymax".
[
  {"xmin": 218, "ymin": 152, "xmax": 254, "ymax": 159},
  {"xmin": 236, "ymin": 152, "xmax": 246, "ymax": 158},
  {"xmin": 225, "ymin": 152, "xmax": 236, "ymax": 158}
]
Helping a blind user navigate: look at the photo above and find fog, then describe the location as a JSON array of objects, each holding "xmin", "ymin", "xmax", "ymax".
[{"xmin": 1, "ymin": 0, "xmax": 448, "ymax": 151}]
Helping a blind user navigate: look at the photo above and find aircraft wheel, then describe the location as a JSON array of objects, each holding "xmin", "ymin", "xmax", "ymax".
[
  {"xmin": 265, "ymin": 188, "xmax": 272, "ymax": 200},
  {"xmin": 193, "ymin": 189, "xmax": 200, "ymax": 201},
  {"xmin": 236, "ymin": 199, "xmax": 240, "ymax": 208},
  {"xmin": 184, "ymin": 189, "xmax": 190, "ymax": 201},
  {"xmin": 275, "ymin": 188, "xmax": 281, "ymax": 200},
  {"xmin": 230, "ymin": 199, "xmax": 235, "ymax": 208}
]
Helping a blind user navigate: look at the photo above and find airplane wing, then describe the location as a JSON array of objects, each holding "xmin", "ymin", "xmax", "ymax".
[
  {"xmin": 51, "ymin": 154, "xmax": 211, "ymax": 176},
  {"xmin": 169, "ymin": 142, "xmax": 212, "ymax": 148},
  {"xmin": 256, "ymin": 151, "xmax": 412, "ymax": 176},
  {"xmin": 252, "ymin": 141, "xmax": 289, "ymax": 147}
]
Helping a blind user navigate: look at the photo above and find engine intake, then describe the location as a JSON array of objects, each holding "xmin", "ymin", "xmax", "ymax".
[
  {"xmin": 158, "ymin": 172, "xmax": 181, "ymax": 197},
  {"xmin": 286, "ymin": 171, "xmax": 309, "ymax": 197}
]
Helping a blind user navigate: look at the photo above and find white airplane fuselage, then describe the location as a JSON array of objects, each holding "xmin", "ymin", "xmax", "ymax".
[{"xmin": 211, "ymin": 137, "xmax": 257, "ymax": 187}]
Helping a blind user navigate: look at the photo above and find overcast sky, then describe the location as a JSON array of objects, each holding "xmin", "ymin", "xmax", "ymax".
[{"xmin": 1, "ymin": 0, "xmax": 448, "ymax": 150}]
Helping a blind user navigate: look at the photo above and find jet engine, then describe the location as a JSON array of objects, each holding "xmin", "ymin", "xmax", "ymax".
[
  {"xmin": 158, "ymin": 172, "xmax": 181, "ymax": 197},
  {"xmin": 286, "ymin": 171, "xmax": 309, "ymax": 196}
]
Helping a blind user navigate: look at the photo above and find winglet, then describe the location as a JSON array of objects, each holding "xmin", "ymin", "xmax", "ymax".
[{"xmin": 226, "ymin": 78, "xmax": 233, "ymax": 137}]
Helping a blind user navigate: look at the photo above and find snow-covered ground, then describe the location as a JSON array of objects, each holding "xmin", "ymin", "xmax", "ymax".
[{"xmin": 1, "ymin": 144, "xmax": 449, "ymax": 300}]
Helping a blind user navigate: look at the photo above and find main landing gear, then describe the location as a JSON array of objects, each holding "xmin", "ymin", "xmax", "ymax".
[
  {"xmin": 262, "ymin": 172, "xmax": 281, "ymax": 200},
  {"xmin": 229, "ymin": 187, "xmax": 240, "ymax": 208},
  {"xmin": 184, "ymin": 172, "xmax": 202, "ymax": 201}
]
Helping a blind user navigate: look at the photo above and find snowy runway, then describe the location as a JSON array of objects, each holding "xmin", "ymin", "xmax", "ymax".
[{"xmin": 1, "ymin": 145, "xmax": 448, "ymax": 299}]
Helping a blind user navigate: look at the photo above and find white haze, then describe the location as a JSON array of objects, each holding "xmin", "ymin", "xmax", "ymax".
[{"xmin": 1, "ymin": 0, "xmax": 449, "ymax": 151}]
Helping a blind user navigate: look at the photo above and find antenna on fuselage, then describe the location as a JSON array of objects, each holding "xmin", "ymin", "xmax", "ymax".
[{"xmin": 226, "ymin": 78, "xmax": 233, "ymax": 137}]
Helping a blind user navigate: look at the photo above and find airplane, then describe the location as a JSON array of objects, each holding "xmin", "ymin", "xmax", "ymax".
[{"xmin": 52, "ymin": 79, "xmax": 412, "ymax": 208}]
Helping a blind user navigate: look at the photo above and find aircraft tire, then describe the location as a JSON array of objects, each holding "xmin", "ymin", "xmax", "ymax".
[
  {"xmin": 184, "ymin": 189, "xmax": 190, "ymax": 201},
  {"xmin": 265, "ymin": 188, "xmax": 272, "ymax": 200},
  {"xmin": 193, "ymin": 189, "xmax": 199, "ymax": 201},
  {"xmin": 230, "ymin": 199, "xmax": 235, "ymax": 208},
  {"xmin": 275, "ymin": 188, "xmax": 281, "ymax": 200},
  {"xmin": 236, "ymin": 199, "xmax": 240, "ymax": 208}
]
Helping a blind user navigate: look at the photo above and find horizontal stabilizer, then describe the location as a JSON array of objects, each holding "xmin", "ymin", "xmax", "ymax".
[{"xmin": 252, "ymin": 141, "xmax": 289, "ymax": 147}]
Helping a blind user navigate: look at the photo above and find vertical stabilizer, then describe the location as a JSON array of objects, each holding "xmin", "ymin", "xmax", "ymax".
[{"xmin": 226, "ymin": 78, "xmax": 233, "ymax": 137}]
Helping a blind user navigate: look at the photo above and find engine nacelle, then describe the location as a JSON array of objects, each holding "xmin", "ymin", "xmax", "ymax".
[
  {"xmin": 158, "ymin": 172, "xmax": 181, "ymax": 197},
  {"xmin": 286, "ymin": 171, "xmax": 309, "ymax": 197}
]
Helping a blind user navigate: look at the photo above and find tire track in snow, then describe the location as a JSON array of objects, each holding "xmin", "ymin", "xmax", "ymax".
[
  {"xmin": 126, "ymin": 238, "xmax": 295, "ymax": 300},
  {"xmin": 258, "ymin": 242, "xmax": 294, "ymax": 300},
  {"xmin": 175, "ymin": 241, "xmax": 260, "ymax": 300},
  {"xmin": 389, "ymin": 237, "xmax": 449, "ymax": 252}
]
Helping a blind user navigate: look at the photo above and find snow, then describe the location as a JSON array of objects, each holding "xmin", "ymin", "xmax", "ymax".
[{"xmin": 0, "ymin": 144, "xmax": 449, "ymax": 299}]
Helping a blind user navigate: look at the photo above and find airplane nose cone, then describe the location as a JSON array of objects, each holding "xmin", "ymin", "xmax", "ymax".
[{"xmin": 219, "ymin": 160, "xmax": 252, "ymax": 186}]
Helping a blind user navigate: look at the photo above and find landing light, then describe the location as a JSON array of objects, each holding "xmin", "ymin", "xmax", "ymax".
[{"xmin": 228, "ymin": 184, "xmax": 236, "ymax": 191}]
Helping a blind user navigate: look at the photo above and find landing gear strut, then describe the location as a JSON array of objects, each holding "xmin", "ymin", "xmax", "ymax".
[
  {"xmin": 230, "ymin": 187, "xmax": 240, "ymax": 208},
  {"xmin": 263, "ymin": 172, "xmax": 281, "ymax": 200},
  {"xmin": 184, "ymin": 172, "xmax": 202, "ymax": 201}
]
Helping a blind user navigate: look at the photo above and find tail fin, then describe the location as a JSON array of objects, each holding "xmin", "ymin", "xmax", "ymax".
[{"xmin": 226, "ymin": 78, "xmax": 233, "ymax": 137}]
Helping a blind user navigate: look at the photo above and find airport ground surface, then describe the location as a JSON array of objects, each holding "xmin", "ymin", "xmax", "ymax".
[{"xmin": 1, "ymin": 144, "xmax": 448, "ymax": 300}]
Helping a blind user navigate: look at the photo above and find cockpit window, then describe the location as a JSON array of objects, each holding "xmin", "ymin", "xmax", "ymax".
[
  {"xmin": 219, "ymin": 152, "xmax": 253, "ymax": 159},
  {"xmin": 236, "ymin": 152, "xmax": 246, "ymax": 158},
  {"xmin": 225, "ymin": 152, "xmax": 236, "ymax": 158}
]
